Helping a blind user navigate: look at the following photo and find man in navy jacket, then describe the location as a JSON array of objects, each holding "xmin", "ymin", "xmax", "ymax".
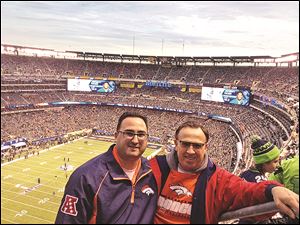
[{"xmin": 55, "ymin": 112, "xmax": 158, "ymax": 224}]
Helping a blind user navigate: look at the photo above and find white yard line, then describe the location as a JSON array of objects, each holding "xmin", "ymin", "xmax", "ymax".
[
  {"xmin": 2, "ymin": 179, "xmax": 66, "ymax": 194},
  {"xmin": 0, "ymin": 217, "xmax": 18, "ymax": 224},
  {"xmin": 2, "ymin": 207, "xmax": 54, "ymax": 223},
  {"xmin": 3, "ymin": 189, "xmax": 60, "ymax": 206},
  {"xmin": 2, "ymin": 197, "xmax": 58, "ymax": 214}
]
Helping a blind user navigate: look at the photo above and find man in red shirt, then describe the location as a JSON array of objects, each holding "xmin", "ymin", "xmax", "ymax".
[{"xmin": 150, "ymin": 121, "xmax": 299, "ymax": 224}]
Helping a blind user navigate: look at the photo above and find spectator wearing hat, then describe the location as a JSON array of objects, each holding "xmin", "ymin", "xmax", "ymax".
[
  {"xmin": 239, "ymin": 136, "xmax": 282, "ymax": 224},
  {"xmin": 240, "ymin": 135, "xmax": 281, "ymax": 183}
]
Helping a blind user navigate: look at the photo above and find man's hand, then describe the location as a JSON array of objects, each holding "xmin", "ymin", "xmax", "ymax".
[{"xmin": 271, "ymin": 186, "xmax": 299, "ymax": 219}]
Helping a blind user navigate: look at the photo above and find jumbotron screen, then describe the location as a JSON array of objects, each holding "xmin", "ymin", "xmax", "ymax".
[
  {"xmin": 67, "ymin": 79, "xmax": 116, "ymax": 93},
  {"xmin": 201, "ymin": 86, "xmax": 251, "ymax": 106}
]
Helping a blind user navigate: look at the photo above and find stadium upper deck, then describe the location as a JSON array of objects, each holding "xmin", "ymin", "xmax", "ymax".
[
  {"xmin": 1, "ymin": 44, "xmax": 299, "ymax": 173},
  {"xmin": 1, "ymin": 54, "xmax": 299, "ymax": 98}
]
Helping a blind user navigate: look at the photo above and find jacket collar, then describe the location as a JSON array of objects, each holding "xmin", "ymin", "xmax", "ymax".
[
  {"xmin": 105, "ymin": 144, "xmax": 152, "ymax": 179},
  {"xmin": 166, "ymin": 149, "xmax": 213, "ymax": 174}
]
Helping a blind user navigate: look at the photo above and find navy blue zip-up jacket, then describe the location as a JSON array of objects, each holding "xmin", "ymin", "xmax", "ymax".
[{"xmin": 55, "ymin": 144, "xmax": 158, "ymax": 224}]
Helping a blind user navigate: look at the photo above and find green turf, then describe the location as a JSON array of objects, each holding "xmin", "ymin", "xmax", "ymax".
[{"xmin": 1, "ymin": 138, "xmax": 157, "ymax": 224}]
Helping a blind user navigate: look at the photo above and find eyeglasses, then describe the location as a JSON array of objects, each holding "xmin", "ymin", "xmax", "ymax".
[
  {"xmin": 118, "ymin": 130, "xmax": 149, "ymax": 140},
  {"xmin": 178, "ymin": 140, "xmax": 206, "ymax": 150}
]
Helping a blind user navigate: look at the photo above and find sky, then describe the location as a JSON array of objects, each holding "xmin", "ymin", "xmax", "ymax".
[{"xmin": 1, "ymin": 1, "xmax": 299, "ymax": 57}]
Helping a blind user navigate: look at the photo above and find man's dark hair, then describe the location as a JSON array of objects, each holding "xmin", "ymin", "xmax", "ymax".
[
  {"xmin": 117, "ymin": 112, "xmax": 148, "ymax": 131},
  {"xmin": 175, "ymin": 121, "xmax": 209, "ymax": 142}
]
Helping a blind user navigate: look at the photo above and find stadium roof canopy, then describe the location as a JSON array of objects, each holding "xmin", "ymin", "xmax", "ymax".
[
  {"xmin": 4, "ymin": 44, "xmax": 54, "ymax": 51},
  {"xmin": 193, "ymin": 56, "xmax": 212, "ymax": 63},
  {"xmin": 103, "ymin": 53, "xmax": 121, "ymax": 60},
  {"xmin": 281, "ymin": 52, "xmax": 299, "ymax": 57},
  {"xmin": 211, "ymin": 56, "xmax": 232, "ymax": 63},
  {"xmin": 230, "ymin": 56, "xmax": 252, "ymax": 63},
  {"xmin": 85, "ymin": 52, "xmax": 103, "ymax": 59},
  {"xmin": 66, "ymin": 51, "xmax": 84, "ymax": 54},
  {"xmin": 2, "ymin": 44, "xmax": 298, "ymax": 66},
  {"xmin": 174, "ymin": 57, "xmax": 194, "ymax": 64},
  {"xmin": 249, "ymin": 55, "xmax": 273, "ymax": 59},
  {"xmin": 121, "ymin": 54, "xmax": 141, "ymax": 61}
]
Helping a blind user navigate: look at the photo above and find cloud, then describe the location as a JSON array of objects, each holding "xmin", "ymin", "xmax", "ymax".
[{"xmin": 1, "ymin": 1, "xmax": 298, "ymax": 56}]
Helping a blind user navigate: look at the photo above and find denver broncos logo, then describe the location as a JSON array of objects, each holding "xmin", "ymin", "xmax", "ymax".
[
  {"xmin": 169, "ymin": 185, "xmax": 192, "ymax": 196},
  {"xmin": 141, "ymin": 185, "xmax": 154, "ymax": 196}
]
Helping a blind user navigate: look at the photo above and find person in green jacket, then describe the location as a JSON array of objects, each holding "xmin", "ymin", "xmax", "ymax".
[
  {"xmin": 269, "ymin": 155, "xmax": 299, "ymax": 195},
  {"xmin": 268, "ymin": 155, "xmax": 299, "ymax": 224}
]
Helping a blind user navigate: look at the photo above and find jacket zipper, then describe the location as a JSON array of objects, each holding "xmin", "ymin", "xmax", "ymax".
[
  {"xmin": 130, "ymin": 169, "xmax": 152, "ymax": 204},
  {"xmin": 131, "ymin": 185, "xmax": 135, "ymax": 203}
]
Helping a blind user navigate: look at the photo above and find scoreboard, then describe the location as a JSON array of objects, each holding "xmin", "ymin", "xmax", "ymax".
[
  {"xmin": 201, "ymin": 86, "xmax": 251, "ymax": 106},
  {"xmin": 67, "ymin": 79, "xmax": 116, "ymax": 93}
]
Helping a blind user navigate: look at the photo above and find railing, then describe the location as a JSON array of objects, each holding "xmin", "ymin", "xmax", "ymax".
[{"xmin": 219, "ymin": 202, "xmax": 278, "ymax": 222}]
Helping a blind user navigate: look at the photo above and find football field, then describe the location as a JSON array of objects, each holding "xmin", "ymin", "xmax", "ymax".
[{"xmin": 1, "ymin": 138, "xmax": 156, "ymax": 224}]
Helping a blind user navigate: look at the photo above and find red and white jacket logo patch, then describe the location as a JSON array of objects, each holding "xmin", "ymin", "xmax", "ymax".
[{"xmin": 61, "ymin": 194, "xmax": 78, "ymax": 216}]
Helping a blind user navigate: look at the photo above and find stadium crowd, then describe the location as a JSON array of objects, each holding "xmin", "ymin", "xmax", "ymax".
[
  {"xmin": 2, "ymin": 54, "xmax": 298, "ymax": 99},
  {"xmin": 1, "ymin": 54, "xmax": 299, "ymax": 174}
]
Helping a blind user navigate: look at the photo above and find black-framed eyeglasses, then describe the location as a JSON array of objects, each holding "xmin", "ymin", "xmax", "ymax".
[
  {"xmin": 178, "ymin": 140, "xmax": 206, "ymax": 150},
  {"xmin": 118, "ymin": 130, "xmax": 149, "ymax": 140}
]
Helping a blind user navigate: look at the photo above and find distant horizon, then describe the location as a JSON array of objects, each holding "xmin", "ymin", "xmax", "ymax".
[{"xmin": 2, "ymin": 2, "xmax": 298, "ymax": 57}]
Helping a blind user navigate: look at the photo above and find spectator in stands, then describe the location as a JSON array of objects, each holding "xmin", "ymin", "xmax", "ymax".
[
  {"xmin": 269, "ymin": 154, "xmax": 299, "ymax": 224},
  {"xmin": 269, "ymin": 155, "xmax": 299, "ymax": 195},
  {"xmin": 55, "ymin": 112, "xmax": 157, "ymax": 224},
  {"xmin": 149, "ymin": 121, "xmax": 299, "ymax": 224},
  {"xmin": 239, "ymin": 135, "xmax": 282, "ymax": 224},
  {"xmin": 268, "ymin": 155, "xmax": 299, "ymax": 224},
  {"xmin": 240, "ymin": 135, "xmax": 281, "ymax": 183}
]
